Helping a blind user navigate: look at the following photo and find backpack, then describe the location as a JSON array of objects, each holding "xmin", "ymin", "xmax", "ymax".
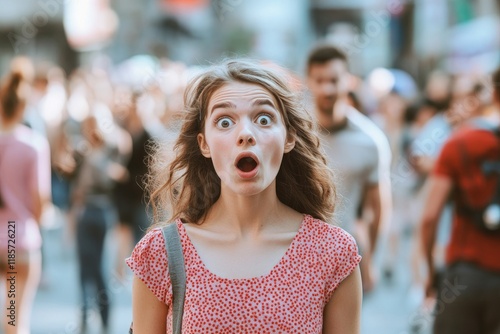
[{"xmin": 455, "ymin": 120, "xmax": 500, "ymax": 234}]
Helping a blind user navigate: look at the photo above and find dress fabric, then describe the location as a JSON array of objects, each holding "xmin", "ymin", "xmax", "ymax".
[
  {"xmin": 126, "ymin": 214, "xmax": 361, "ymax": 333},
  {"xmin": 0, "ymin": 125, "xmax": 50, "ymax": 253}
]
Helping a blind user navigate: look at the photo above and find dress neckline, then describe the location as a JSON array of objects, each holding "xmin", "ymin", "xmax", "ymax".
[{"xmin": 176, "ymin": 214, "xmax": 309, "ymax": 282}]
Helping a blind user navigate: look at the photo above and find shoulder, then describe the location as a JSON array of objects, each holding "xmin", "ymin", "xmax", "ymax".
[
  {"xmin": 126, "ymin": 227, "xmax": 168, "ymax": 276},
  {"xmin": 438, "ymin": 125, "xmax": 480, "ymax": 153},
  {"xmin": 126, "ymin": 227, "xmax": 172, "ymax": 304},
  {"xmin": 130, "ymin": 228, "xmax": 166, "ymax": 259},
  {"xmin": 346, "ymin": 108, "xmax": 391, "ymax": 160},
  {"xmin": 346, "ymin": 108, "xmax": 384, "ymax": 137},
  {"xmin": 2, "ymin": 128, "xmax": 37, "ymax": 157},
  {"xmin": 303, "ymin": 216, "xmax": 359, "ymax": 254},
  {"xmin": 446, "ymin": 124, "xmax": 497, "ymax": 156}
]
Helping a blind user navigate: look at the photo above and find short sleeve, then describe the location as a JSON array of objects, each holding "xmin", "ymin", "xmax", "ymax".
[
  {"xmin": 126, "ymin": 228, "xmax": 172, "ymax": 304},
  {"xmin": 433, "ymin": 138, "xmax": 458, "ymax": 181},
  {"xmin": 324, "ymin": 227, "xmax": 362, "ymax": 301}
]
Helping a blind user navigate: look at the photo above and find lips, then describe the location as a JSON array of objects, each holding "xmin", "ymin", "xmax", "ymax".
[
  {"xmin": 237, "ymin": 157, "xmax": 257, "ymax": 172},
  {"xmin": 234, "ymin": 152, "xmax": 259, "ymax": 177}
]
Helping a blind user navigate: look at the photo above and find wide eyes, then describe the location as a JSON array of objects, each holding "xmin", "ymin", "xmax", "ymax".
[
  {"xmin": 215, "ymin": 114, "xmax": 273, "ymax": 129},
  {"xmin": 216, "ymin": 117, "xmax": 234, "ymax": 128},
  {"xmin": 257, "ymin": 114, "xmax": 272, "ymax": 125}
]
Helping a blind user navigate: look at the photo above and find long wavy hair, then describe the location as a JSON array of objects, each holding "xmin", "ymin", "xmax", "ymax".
[{"xmin": 148, "ymin": 59, "xmax": 336, "ymax": 226}]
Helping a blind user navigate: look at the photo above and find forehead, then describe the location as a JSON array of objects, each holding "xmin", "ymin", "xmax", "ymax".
[
  {"xmin": 308, "ymin": 59, "xmax": 348, "ymax": 79},
  {"xmin": 207, "ymin": 81, "xmax": 278, "ymax": 113}
]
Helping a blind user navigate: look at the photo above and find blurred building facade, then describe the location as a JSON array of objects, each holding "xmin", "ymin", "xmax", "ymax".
[
  {"xmin": 0, "ymin": 0, "xmax": 499, "ymax": 80},
  {"xmin": 311, "ymin": 0, "xmax": 500, "ymax": 83},
  {"xmin": 0, "ymin": 0, "xmax": 78, "ymax": 74}
]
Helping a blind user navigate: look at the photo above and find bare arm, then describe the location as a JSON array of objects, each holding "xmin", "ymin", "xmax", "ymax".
[
  {"xmin": 363, "ymin": 183, "xmax": 382, "ymax": 256},
  {"xmin": 29, "ymin": 153, "xmax": 43, "ymax": 223},
  {"xmin": 420, "ymin": 175, "xmax": 452, "ymax": 297},
  {"xmin": 132, "ymin": 276, "xmax": 169, "ymax": 334},
  {"xmin": 31, "ymin": 180, "xmax": 43, "ymax": 223},
  {"xmin": 323, "ymin": 266, "xmax": 362, "ymax": 334}
]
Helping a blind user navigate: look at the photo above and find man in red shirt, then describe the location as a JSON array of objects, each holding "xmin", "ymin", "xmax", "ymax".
[{"xmin": 420, "ymin": 68, "xmax": 500, "ymax": 334}]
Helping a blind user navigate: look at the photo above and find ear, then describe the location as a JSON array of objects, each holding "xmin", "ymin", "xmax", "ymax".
[
  {"xmin": 284, "ymin": 129, "xmax": 296, "ymax": 153},
  {"xmin": 197, "ymin": 133, "xmax": 211, "ymax": 158}
]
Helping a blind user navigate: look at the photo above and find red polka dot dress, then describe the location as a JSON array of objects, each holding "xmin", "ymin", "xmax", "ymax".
[{"xmin": 126, "ymin": 214, "xmax": 361, "ymax": 333}]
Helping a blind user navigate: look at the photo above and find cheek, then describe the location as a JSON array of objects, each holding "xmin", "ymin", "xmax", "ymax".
[
  {"xmin": 269, "ymin": 150, "xmax": 284, "ymax": 169},
  {"xmin": 206, "ymin": 134, "xmax": 232, "ymax": 169},
  {"xmin": 261, "ymin": 131, "xmax": 287, "ymax": 164}
]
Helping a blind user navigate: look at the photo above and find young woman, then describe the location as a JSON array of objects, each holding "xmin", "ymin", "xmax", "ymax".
[
  {"xmin": 127, "ymin": 60, "xmax": 362, "ymax": 333},
  {"xmin": 0, "ymin": 60, "xmax": 51, "ymax": 334}
]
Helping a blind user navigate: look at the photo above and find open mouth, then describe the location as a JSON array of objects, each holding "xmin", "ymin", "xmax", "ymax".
[{"xmin": 236, "ymin": 157, "xmax": 258, "ymax": 172}]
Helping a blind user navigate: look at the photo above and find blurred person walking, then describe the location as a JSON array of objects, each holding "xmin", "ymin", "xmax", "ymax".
[
  {"xmin": 410, "ymin": 73, "xmax": 490, "ymax": 309},
  {"xmin": 25, "ymin": 63, "xmax": 68, "ymax": 289},
  {"xmin": 71, "ymin": 114, "xmax": 127, "ymax": 333},
  {"xmin": 127, "ymin": 60, "xmax": 362, "ymax": 333},
  {"xmin": 375, "ymin": 91, "xmax": 419, "ymax": 283},
  {"xmin": 305, "ymin": 45, "xmax": 392, "ymax": 293},
  {"xmin": 112, "ymin": 89, "xmax": 153, "ymax": 279},
  {"xmin": 0, "ymin": 63, "xmax": 51, "ymax": 334},
  {"xmin": 420, "ymin": 68, "xmax": 500, "ymax": 334}
]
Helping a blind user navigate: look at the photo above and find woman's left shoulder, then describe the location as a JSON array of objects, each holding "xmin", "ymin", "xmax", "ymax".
[{"xmin": 303, "ymin": 215, "xmax": 357, "ymax": 246}]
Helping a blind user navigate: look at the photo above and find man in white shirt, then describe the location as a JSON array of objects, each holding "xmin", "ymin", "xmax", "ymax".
[{"xmin": 306, "ymin": 44, "xmax": 392, "ymax": 292}]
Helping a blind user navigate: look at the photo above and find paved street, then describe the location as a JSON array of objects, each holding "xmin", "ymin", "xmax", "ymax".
[
  {"xmin": 32, "ymin": 220, "xmax": 133, "ymax": 334},
  {"xmin": 30, "ymin": 211, "xmax": 433, "ymax": 334}
]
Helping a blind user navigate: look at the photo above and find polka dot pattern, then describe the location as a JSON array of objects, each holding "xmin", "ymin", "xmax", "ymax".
[{"xmin": 126, "ymin": 214, "xmax": 361, "ymax": 333}]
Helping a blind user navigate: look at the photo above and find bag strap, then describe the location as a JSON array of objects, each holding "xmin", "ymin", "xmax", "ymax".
[
  {"xmin": 128, "ymin": 222, "xmax": 186, "ymax": 334},
  {"xmin": 161, "ymin": 222, "xmax": 186, "ymax": 334}
]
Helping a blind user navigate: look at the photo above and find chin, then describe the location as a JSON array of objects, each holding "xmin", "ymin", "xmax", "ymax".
[
  {"xmin": 234, "ymin": 186, "xmax": 266, "ymax": 197},
  {"xmin": 319, "ymin": 106, "xmax": 334, "ymax": 116},
  {"xmin": 228, "ymin": 182, "xmax": 274, "ymax": 198}
]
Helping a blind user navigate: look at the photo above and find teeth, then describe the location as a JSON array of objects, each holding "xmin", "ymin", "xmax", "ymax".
[{"xmin": 237, "ymin": 157, "xmax": 257, "ymax": 172}]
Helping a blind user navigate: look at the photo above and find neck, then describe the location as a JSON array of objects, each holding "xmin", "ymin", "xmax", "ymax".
[
  {"xmin": 205, "ymin": 182, "xmax": 286, "ymax": 237},
  {"xmin": 316, "ymin": 100, "xmax": 349, "ymax": 130},
  {"xmin": 0, "ymin": 118, "xmax": 19, "ymax": 133}
]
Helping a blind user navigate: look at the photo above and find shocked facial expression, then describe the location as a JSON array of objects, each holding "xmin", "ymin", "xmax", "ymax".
[
  {"xmin": 307, "ymin": 59, "xmax": 350, "ymax": 116},
  {"xmin": 197, "ymin": 82, "xmax": 295, "ymax": 197}
]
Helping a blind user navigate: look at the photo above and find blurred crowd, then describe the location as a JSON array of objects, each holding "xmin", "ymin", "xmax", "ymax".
[{"xmin": 0, "ymin": 51, "xmax": 499, "ymax": 333}]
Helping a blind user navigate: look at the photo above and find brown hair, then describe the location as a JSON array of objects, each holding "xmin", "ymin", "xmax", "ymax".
[
  {"xmin": 493, "ymin": 67, "xmax": 500, "ymax": 103},
  {"xmin": 0, "ymin": 71, "xmax": 28, "ymax": 121},
  {"xmin": 306, "ymin": 44, "xmax": 348, "ymax": 73},
  {"xmin": 148, "ymin": 59, "xmax": 336, "ymax": 226}
]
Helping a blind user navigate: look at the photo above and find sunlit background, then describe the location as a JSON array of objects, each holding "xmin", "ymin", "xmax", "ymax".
[
  {"xmin": 1, "ymin": 0, "xmax": 499, "ymax": 77},
  {"xmin": 1, "ymin": 0, "xmax": 500, "ymax": 333}
]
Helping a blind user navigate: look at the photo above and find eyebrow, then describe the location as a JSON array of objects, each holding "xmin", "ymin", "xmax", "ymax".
[
  {"xmin": 252, "ymin": 99, "xmax": 276, "ymax": 109},
  {"xmin": 210, "ymin": 99, "xmax": 277, "ymax": 114},
  {"xmin": 210, "ymin": 101, "xmax": 236, "ymax": 114}
]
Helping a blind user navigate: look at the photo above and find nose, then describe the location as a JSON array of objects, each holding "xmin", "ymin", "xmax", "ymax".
[
  {"xmin": 321, "ymin": 82, "xmax": 336, "ymax": 97},
  {"xmin": 237, "ymin": 121, "xmax": 256, "ymax": 146}
]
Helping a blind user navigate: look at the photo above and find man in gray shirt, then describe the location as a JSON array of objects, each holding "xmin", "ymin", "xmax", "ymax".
[{"xmin": 306, "ymin": 45, "xmax": 392, "ymax": 292}]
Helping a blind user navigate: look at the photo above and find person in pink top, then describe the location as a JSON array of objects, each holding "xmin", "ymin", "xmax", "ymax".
[
  {"xmin": 127, "ymin": 60, "xmax": 362, "ymax": 333},
  {"xmin": 0, "ymin": 59, "xmax": 51, "ymax": 334}
]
